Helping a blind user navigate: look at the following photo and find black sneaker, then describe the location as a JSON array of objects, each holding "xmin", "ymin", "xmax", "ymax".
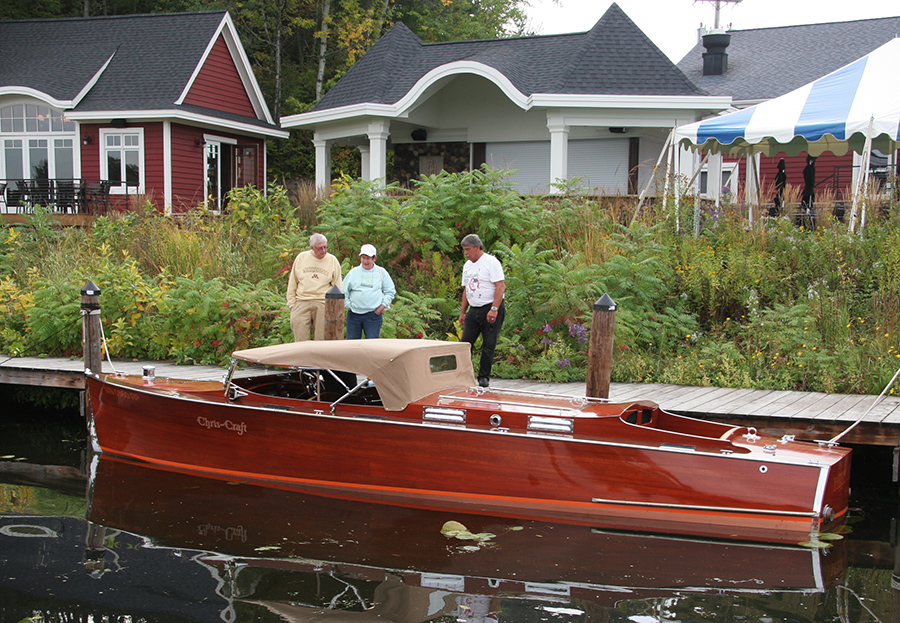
[{"xmin": 477, "ymin": 377, "xmax": 490, "ymax": 387}]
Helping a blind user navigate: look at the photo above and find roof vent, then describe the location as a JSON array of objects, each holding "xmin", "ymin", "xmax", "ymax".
[{"xmin": 701, "ymin": 31, "xmax": 730, "ymax": 76}]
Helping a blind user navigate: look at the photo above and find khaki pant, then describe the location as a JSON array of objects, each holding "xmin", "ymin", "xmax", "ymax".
[{"xmin": 290, "ymin": 299, "xmax": 326, "ymax": 341}]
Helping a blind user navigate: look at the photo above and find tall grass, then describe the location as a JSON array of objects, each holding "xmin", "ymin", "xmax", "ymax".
[{"xmin": 1, "ymin": 172, "xmax": 898, "ymax": 394}]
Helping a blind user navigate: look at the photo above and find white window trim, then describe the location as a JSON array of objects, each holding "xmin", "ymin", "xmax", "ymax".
[
  {"xmin": 99, "ymin": 127, "xmax": 145, "ymax": 194},
  {"xmin": 203, "ymin": 133, "xmax": 237, "ymax": 145},
  {"xmin": 698, "ymin": 160, "xmax": 739, "ymax": 200},
  {"xmin": 1, "ymin": 102, "xmax": 78, "ymax": 180}
]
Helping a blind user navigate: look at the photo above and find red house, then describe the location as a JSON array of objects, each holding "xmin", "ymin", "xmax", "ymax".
[{"xmin": 0, "ymin": 11, "xmax": 287, "ymax": 215}]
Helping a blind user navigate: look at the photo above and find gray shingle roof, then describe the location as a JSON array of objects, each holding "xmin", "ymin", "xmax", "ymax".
[
  {"xmin": 313, "ymin": 3, "xmax": 705, "ymax": 112},
  {"xmin": 0, "ymin": 11, "xmax": 278, "ymax": 130},
  {"xmin": 677, "ymin": 16, "xmax": 900, "ymax": 102}
]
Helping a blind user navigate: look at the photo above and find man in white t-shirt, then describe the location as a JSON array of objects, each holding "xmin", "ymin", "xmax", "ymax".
[{"xmin": 457, "ymin": 233, "xmax": 506, "ymax": 387}]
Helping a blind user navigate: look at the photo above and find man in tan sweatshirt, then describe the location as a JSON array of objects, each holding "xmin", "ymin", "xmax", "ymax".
[{"xmin": 286, "ymin": 233, "xmax": 343, "ymax": 340}]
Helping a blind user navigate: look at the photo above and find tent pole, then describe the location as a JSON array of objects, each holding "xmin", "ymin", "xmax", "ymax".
[
  {"xmin": 745, "ymin": 152, "xmax": 759, "ymax": 225},
  {"xmin": 721, "ymin": 155, "xmax": 740, "ymax": 216},
  {"xmin": 849, "ymin": 117, "xmax": 874, "ymax": 233},
  {"xmin": 631, "ymin": 127, "xmax": 675, "ymax": 226},
  {"xmin": 687, "ymin": 151, "xmax": 710, "ymax": 237},
  {"xmin": 666, "ymin": 133, "xmax": 676, "ymax": 224},
  {"xmin": 686, "ymin": 151, "xmax": 710, "ymax": 187},
  {"xmin": 860, "ymin": 131, "xmax": 874, "ymax": 232}
]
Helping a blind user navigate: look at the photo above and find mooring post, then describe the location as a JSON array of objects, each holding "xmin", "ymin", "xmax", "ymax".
[
  {"xmin": 324, "ymin": 285, "xmax": 345, "ymax": 340},
  {"xmin": 586, "ymin": 293, "xmax": 616, "ymax": 399},
  {"xmin": 81, "ymin": 281, "xmax": 102, "ymax": 375}
]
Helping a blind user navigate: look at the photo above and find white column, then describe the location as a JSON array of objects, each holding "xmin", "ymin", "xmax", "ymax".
[
  {"xmin": 313, "ymin": 135, "xmax": 332, "ymax": 199},
  {"xmin": 359, "ymin": 145, "xmax": 371, "ymax": 182},
  {"xmin": 547, "ymin": 118, "xmax": 569, "ymax": 194},
  {"xmin": 367, "ymin": 120, "xmax": 390, "ymax": 187}
]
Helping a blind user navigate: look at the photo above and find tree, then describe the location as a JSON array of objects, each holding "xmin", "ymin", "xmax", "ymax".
[
  {"xmin": 315, "ymin": 0, "xmax": 331, "ymax": 99},
  {"xmin": 228, "ymin": 0, "xmax": 316, "ymax": 122},
  {"xmin": 391, "ymin": 0, "xmax": 532, "ymax": 42}
]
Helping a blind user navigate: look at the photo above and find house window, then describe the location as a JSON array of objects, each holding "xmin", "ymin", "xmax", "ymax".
[
  {"xmin": 0, "ymin": 104, "xmax": 74, "ymax": 134},
  {"xmin": 54, "ymin": 139, "xmax": 74, "ymax": 179},
  {"xmin": 29, "ymin": 139, "xmax": 48, "ymax": 178},
  {"xmin": 698, "ymin": 161, "xmax": 739, "ymax": 199},
  {"xmin": 101, "ymin": 129, "xmax": 143, "ymax": 192},
  {"xmin": 3, "ymin": 139, "xmax": 24, "ymax": 179},
  {"xmin": 235, "ymin": 145, "xmax": 257, "ymax": 187},
  {"xmin": 0, "ymin": 104, "xmax": 76, "ymax": 180}
]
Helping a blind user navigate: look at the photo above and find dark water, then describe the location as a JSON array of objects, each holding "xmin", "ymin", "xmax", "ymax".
[{"xmin": 1, "ymin": 399, "xmax": 898, "ymax": 623}]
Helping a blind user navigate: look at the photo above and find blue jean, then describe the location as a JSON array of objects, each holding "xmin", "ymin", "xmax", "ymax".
[{"xmin": 346, "ymin": 310, "xmax": 383, "ymax": 339}]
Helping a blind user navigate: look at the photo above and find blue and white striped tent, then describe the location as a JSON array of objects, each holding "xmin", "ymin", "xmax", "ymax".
[{"xmin": 674, "ymin": 37, "xmax": 900, "ymax": 158}]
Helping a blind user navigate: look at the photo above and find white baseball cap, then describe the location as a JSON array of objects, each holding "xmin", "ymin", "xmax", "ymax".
[{"xmin": 359, "ymin": 244, "xmax": 377, "ymax": 257}]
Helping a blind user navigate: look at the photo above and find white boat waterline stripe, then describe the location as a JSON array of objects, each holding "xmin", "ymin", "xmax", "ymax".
[{"xmin": 590, "ymin": 497, "xmax": 818, "ymax": 518}]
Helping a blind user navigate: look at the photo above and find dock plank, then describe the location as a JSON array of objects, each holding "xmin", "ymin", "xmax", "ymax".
[
  {"xmin": 682, "ymin": 387, "xmax": 758, "ymax": 414},
  {"xmin": 718, "ymin": 389, "xmax": 781, "ymax": 414},
  {"xmin": 791, "ymin": 393, "xmax": 857, "ymax": 420},
  {"xmin": 751, "ymin": 392, "xmax": 811, "ymax": 418}
]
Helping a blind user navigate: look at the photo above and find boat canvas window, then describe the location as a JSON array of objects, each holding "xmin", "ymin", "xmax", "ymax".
[{"xmin": 429, "ymin": 354, "xmax": 458, "ymax": 373}]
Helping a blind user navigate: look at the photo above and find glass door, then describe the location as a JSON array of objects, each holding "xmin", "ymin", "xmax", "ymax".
[{"xmin": 205, "ymin": 141, "xmax": 221, "ymax": 211}]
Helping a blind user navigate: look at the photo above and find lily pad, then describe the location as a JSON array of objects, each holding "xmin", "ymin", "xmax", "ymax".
[
  {"xmin": 798, "ymin": 540, "xmax": 832, "ymax": 549},
  {"xmin": 440, "ymin": 520, "xmax": 496, "ymax": 543},
  {"xmin": 441, "ymin": 520, "xmax": 467, "ymax": 534}
]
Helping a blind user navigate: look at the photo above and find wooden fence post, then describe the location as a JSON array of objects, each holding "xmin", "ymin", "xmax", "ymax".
[
  {"xmin": 324, "ymin": 285, "xmax": 345, "ymax": 340},
  {"xmin": 81, "ymin": 281, "xmax": 102, "ymax": 375},
  {"xmin": 586, "ymin": 293, "xmax": 616, "ymax": 399}
]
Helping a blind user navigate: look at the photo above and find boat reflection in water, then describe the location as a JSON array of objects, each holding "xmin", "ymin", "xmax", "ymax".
[{"xmin": 83, "ymin": 455, "xmax": 848, "ymax": 622}]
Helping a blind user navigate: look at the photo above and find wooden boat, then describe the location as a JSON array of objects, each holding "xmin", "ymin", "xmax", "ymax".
[{"xmin": 84, "ymin": 338, "xmax": 852, "ymax": 543}]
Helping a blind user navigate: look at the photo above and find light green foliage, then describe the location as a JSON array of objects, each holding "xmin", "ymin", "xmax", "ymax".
[
  {"xmin": 318, "ymin": 167, "xmax": 539, "ymax": 265},
  {"xmin": 380, "ymin": 291, "xmax": 444, "ymax": 339}
]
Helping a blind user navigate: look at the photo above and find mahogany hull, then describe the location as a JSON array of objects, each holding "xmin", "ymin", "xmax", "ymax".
[{"xmin": 85, "ymin": 372, "xmax": 851, "ymax": 542}]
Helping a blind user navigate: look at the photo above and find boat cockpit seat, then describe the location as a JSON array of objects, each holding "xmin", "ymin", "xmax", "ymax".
[{"xmin": 624, "ymin": 408, "xmax": 654, "ymax": 426}]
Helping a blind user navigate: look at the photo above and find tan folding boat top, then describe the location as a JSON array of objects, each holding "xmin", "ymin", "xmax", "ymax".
[{"xmin": 232, "ymin": 339, "xmax": 477, "ymax": 411}]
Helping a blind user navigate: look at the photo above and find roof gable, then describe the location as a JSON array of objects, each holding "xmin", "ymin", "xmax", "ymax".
[
  {"xmin": 0, "ymin": 19, "xmax": 119, "ymax": 106},
  {"xmin": 677, "ymin": 16, "xmax": 900, "ymax": 103},
  {"xmin": 0, "ymin": 11, "xmax": 282, "ymax": 133},
  {"xmin": 311, "ymin": 2, "xmax": 705, "ymax": 113},
  {"xmin": 183, "ymin": 34, "xmax": 256, "ymax": 117},
  {"xmin": 557, "ymin": 4, "xmax": 701, "ymax": 96}
]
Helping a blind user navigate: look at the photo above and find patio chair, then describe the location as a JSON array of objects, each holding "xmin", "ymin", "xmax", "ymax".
[
  {"xmin": 31, "ymin": 178, "xmax": 54, "ymax": 209},
  {"xmin": 9, "ymin": 180, "xmax": 31, "ymax": 213},
  {"xmin": 0, "ymin": 182, "xmax": 6, "ymax": 213},
  {"xmin": 55, "ymin": 180, "xmax": 78, "ymax": 213},
  {"xmin": 97, "ymin": 180, "xmax": 112, "ymax": 213},
  {"xmin": 83, "ymin": 181, "xmax": 105, "ymax": 214}
]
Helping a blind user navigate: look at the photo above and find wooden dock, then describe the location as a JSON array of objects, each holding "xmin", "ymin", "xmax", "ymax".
[{"xmin": 2, "ymin": 355, "xmax": 899, "ymax": 448}]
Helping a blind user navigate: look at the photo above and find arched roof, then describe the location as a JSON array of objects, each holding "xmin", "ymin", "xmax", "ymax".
[{"xmin": 306, "ymin": 4, "xmax": 706, "ymax": 116}]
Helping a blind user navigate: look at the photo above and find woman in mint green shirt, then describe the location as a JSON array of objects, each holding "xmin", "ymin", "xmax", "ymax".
[{"xmin": 344, "ymin": 244, "xmax": 396, "ymax": 339}]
